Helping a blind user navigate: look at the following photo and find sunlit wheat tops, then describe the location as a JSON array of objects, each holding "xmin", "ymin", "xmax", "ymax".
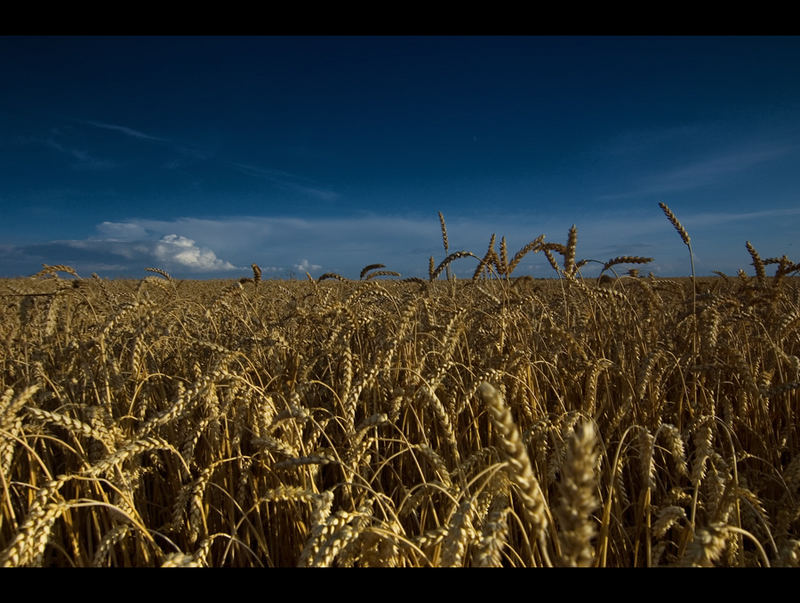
[
  {"xmin": 145, "ymin": 267, "xmax": 172, "ymax": 281},
  {"xmin": 438, "ymin": 211, "xmax": 449, "ymax": 254},
  {"xmin": 565, "ymin": 224, "xmax": 578, "ymax": 277},
  {"xmin": 438, "ymin": 211, "xmax": 452, "ymax": 281},
  {"xmin": 659, "ymin": 202, "xmax": 690, "ymax": 246}
]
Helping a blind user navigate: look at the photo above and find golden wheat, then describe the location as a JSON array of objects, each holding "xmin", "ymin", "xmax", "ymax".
[{"xmin": 1, "ymin": 206, "xmax": 799, "ymax": 567}]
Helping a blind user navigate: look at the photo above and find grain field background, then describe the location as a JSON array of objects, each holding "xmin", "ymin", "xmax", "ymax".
[{"xmin": 1, "ymin": 205, "xmax": 799, "ymax": 567}]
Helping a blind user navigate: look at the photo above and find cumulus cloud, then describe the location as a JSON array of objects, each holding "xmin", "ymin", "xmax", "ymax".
[
  {"xmin": 1, "ymin": 222, "xmax": 244, "ymax": 278},
  {"xmin": 294, "ymin": 259, "xmax": 322, "ymax": 274},
  {"xmin": 153, "ymin": 234, "xmax": 238, "ymax": 272}
]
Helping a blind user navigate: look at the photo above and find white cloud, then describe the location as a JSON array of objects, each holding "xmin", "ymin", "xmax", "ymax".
[
  {"xmin": 294, "ymin": 258, "xmax": 322, "ymax": 273},
  {"xmin": 53, "ymin": 226, "xmax": 242, "ymax": 275},
  {"xmin": 153, "ymin": 234, "xmax": 239, "ymax": 271}
]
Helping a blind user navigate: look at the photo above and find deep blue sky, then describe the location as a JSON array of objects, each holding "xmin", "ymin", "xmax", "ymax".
[{"xmin": 2, "ymin": 35, "xmax": 799, "ymax": 279}]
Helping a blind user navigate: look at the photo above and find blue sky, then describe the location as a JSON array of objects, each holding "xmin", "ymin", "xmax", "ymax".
[{"xmin": 2, "ymin": 35, "xmax": 799, "ymax": 279}]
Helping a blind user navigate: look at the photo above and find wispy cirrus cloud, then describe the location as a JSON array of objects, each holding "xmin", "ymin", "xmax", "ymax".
[
  {"xmin": 596, "ymin": 123, "xmax": 705, "ymax": 158},
  {"xmin": 647, "ymin": 144, "xmax": 794, "ymax": 192},
  {"xmin": 233, "ymin": 162, "xmax": 341, "ymax": 201},
  {"xmin": 44, "ymin": 138, "xmax": 116, "ymax": 170},
  {"xmin": 680, "ymin": 206, "xmax": 800, "ymax": 227},
  {"xmin": 79, "ymin": 120, "xmax": 168, "ymax": 142},
  {"xmin": 599, "ymin": 142, "xmax": 797, "ymax": 201},
  {"xmin": 28, "ymin": 120, "xmax": 162, "ymax": 171},
  {"xmin": 51, "ymin": 120, "xmax": 339, "ymax": 202}
]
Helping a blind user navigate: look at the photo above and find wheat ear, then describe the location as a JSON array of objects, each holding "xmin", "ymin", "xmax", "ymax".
[
  {"xmin": 359, "ymin": 263, "xmax": 386, "ymax": 280},
  {"xmin": 555, "ymin": 420, "xmax": 599, "ymax": 567},
  {"xmin": 438, "ymin": 211, "xmax": 452, "ymax": 280},
  {"xmin": 478, "ymin": 382, "xmax": 551, "ymax": 565},
  {"xmin": 565, "ymin": 225, "xmax": 578, "ymax": 277},
  {"xmin": 745, "ymin": 241, "xmax": 766, "ymax": 287},
  {"xmin": 430, "ymin": 251, "xmax": 477, "ymax": 281}
]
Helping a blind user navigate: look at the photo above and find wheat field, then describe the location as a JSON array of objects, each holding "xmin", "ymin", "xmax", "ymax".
[{"xmin": 1, "ymin": 205, "xmax": 799, "ymax": 567}]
